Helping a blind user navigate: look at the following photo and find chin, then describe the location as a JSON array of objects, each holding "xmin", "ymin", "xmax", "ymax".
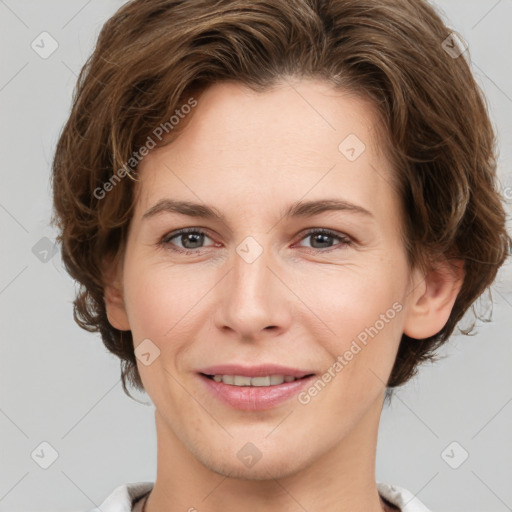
[
  {"xmin": 189, "ymin": 436, "xmax": 312, "ymax": 482},
  {"xmin": 202, "ymin": 452, "xmax": 306, "ymax": 481}
]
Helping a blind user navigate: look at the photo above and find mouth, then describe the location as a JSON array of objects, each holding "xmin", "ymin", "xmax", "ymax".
[
  {"xmin": 199, "ymin": 372, "xmax": 315, "ymax": 387},
  {"xmin": 197, "ymin": 371, "xmax": 317, "ymax": 410}
]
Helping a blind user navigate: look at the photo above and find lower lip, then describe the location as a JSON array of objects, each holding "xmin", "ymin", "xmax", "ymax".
[{"xmin": 198, "ymin": 373, "xmax": 315, "ymax": 411}]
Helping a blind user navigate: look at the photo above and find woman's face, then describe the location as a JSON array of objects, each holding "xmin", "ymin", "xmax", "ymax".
[{"xmin": 107, "ymin": 79, "xmax": 425, "ymax": 479}]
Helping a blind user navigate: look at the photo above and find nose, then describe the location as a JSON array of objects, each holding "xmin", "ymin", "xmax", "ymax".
[{"xmin": 213, "ymin": 238, "xmax": 293, "ymax": 341}]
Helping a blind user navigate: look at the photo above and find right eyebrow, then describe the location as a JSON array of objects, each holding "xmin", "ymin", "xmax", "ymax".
[{"xmin": 142, "ymin": 199, "xmax": 226, "ymax": 222}]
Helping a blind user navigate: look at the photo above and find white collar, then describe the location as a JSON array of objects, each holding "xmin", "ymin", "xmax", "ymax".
[{"xmin": 90, "ymin": 481, "xmax": 431, "ymax": 512}]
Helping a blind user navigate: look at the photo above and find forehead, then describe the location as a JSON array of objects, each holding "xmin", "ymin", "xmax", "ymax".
[{"xmin": 134, "ymin": 79, "xmax": 396, "ymax": 221}]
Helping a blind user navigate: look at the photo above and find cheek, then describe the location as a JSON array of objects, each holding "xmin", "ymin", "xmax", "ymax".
[
  {"xmin": 294, "ymin": 263, "xmax": 405, "ymax": 379},
  {"xmin": 123, "ymin": 261, "xmax": 210, "ymax": 395},
  {"xmin": 123, "ymin": 259, "xmax": 215, "ymax": 343},
  {"xmin": 297, "ymin": 262, "xmax": 402, "ymax": 333}
]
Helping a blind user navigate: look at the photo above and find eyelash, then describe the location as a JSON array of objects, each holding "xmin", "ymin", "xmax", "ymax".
[{"xmin": 159, "ymin": 227, "xmax": 354, "ymax": 255}]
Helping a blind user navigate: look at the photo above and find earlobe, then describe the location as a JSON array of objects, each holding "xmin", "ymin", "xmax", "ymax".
[
  {"xmin": 403, "ymin": 258, "xmax": 464, "ymax": 340},
  {"xmin": 103, "ymin": 255, "xmax": 131, "ymax": 331}
]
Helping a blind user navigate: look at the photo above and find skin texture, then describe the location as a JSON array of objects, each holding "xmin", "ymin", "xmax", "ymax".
[{"xmin": 104, "ymin": 79, "xmax": 463, "ymax": 512}]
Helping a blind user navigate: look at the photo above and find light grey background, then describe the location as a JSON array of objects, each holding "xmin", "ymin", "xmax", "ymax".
[{"xmin": 1, "ymin": 1, "xmax": 511, "ymax": 511}]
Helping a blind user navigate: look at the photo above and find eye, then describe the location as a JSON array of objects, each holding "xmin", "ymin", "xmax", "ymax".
[
  {"xmin": 159, "ymin": 227, "xmax": 353, "ymax": 255},
  {"xmin": 294, "ymin": 228, "xmax": 353, "ymax": 252},
  {"xmin": 160, "ymin": 228, "xmax": 215, "ymax": 254}
]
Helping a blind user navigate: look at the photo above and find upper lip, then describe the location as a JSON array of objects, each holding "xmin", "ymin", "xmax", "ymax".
[{"xmin": 197, "ymin": 364, "xmax": 315, "ymax": 378}]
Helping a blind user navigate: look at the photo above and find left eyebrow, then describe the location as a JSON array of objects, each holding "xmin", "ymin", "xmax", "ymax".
[
  {"xmin": 283, "ymin": 198, "xmax": 374, "ymax": 219},
  {"xmin": 141, "ymin": 198, "xmax": 374, "ymax": 222}
]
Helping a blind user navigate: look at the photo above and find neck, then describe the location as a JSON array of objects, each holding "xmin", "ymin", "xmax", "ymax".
[{"xmin": 145, "ymin": 391, "xmax": 390, "ymax": 512}]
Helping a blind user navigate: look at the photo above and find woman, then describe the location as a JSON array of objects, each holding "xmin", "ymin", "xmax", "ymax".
[{"xmin": 51, "ymin": 0, "xmax": 510, "ymax": 510}]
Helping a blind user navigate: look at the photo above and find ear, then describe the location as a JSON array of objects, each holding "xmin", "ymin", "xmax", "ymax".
[
  {"xmin": 103, "ymin": 253, "xmax": 130, "ymax": 331},
  {"xmin": 403, "ymin": 258, "xmax": 464, "ymax": 339}
]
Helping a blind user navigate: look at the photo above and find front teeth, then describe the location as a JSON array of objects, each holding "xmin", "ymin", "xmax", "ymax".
[{"xmin": 212, "ymin": 375, "xmax": 298, "ymax": 386}]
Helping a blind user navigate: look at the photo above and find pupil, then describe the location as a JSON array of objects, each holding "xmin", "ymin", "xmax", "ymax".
[
  {"xmin": 312, "ymin": 233, "xmax": 331, "ymax": 249},
  {"xmin": 183, "ymin": 232, "xmax": 203, "ymax": 249}
]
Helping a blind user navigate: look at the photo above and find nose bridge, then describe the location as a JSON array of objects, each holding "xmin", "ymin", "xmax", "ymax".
[
  {"xmin": 232, "ymin": 235, "xmax": 273, "ymax": 309},
  {"xmin": 216, "ymin": 234, "xmax": 287, "ymax": 336}
]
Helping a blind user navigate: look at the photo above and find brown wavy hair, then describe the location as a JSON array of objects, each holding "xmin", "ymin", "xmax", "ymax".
[{"xmin": 51, "ymin": 0, "xmax": 511, "ymax": 399}]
